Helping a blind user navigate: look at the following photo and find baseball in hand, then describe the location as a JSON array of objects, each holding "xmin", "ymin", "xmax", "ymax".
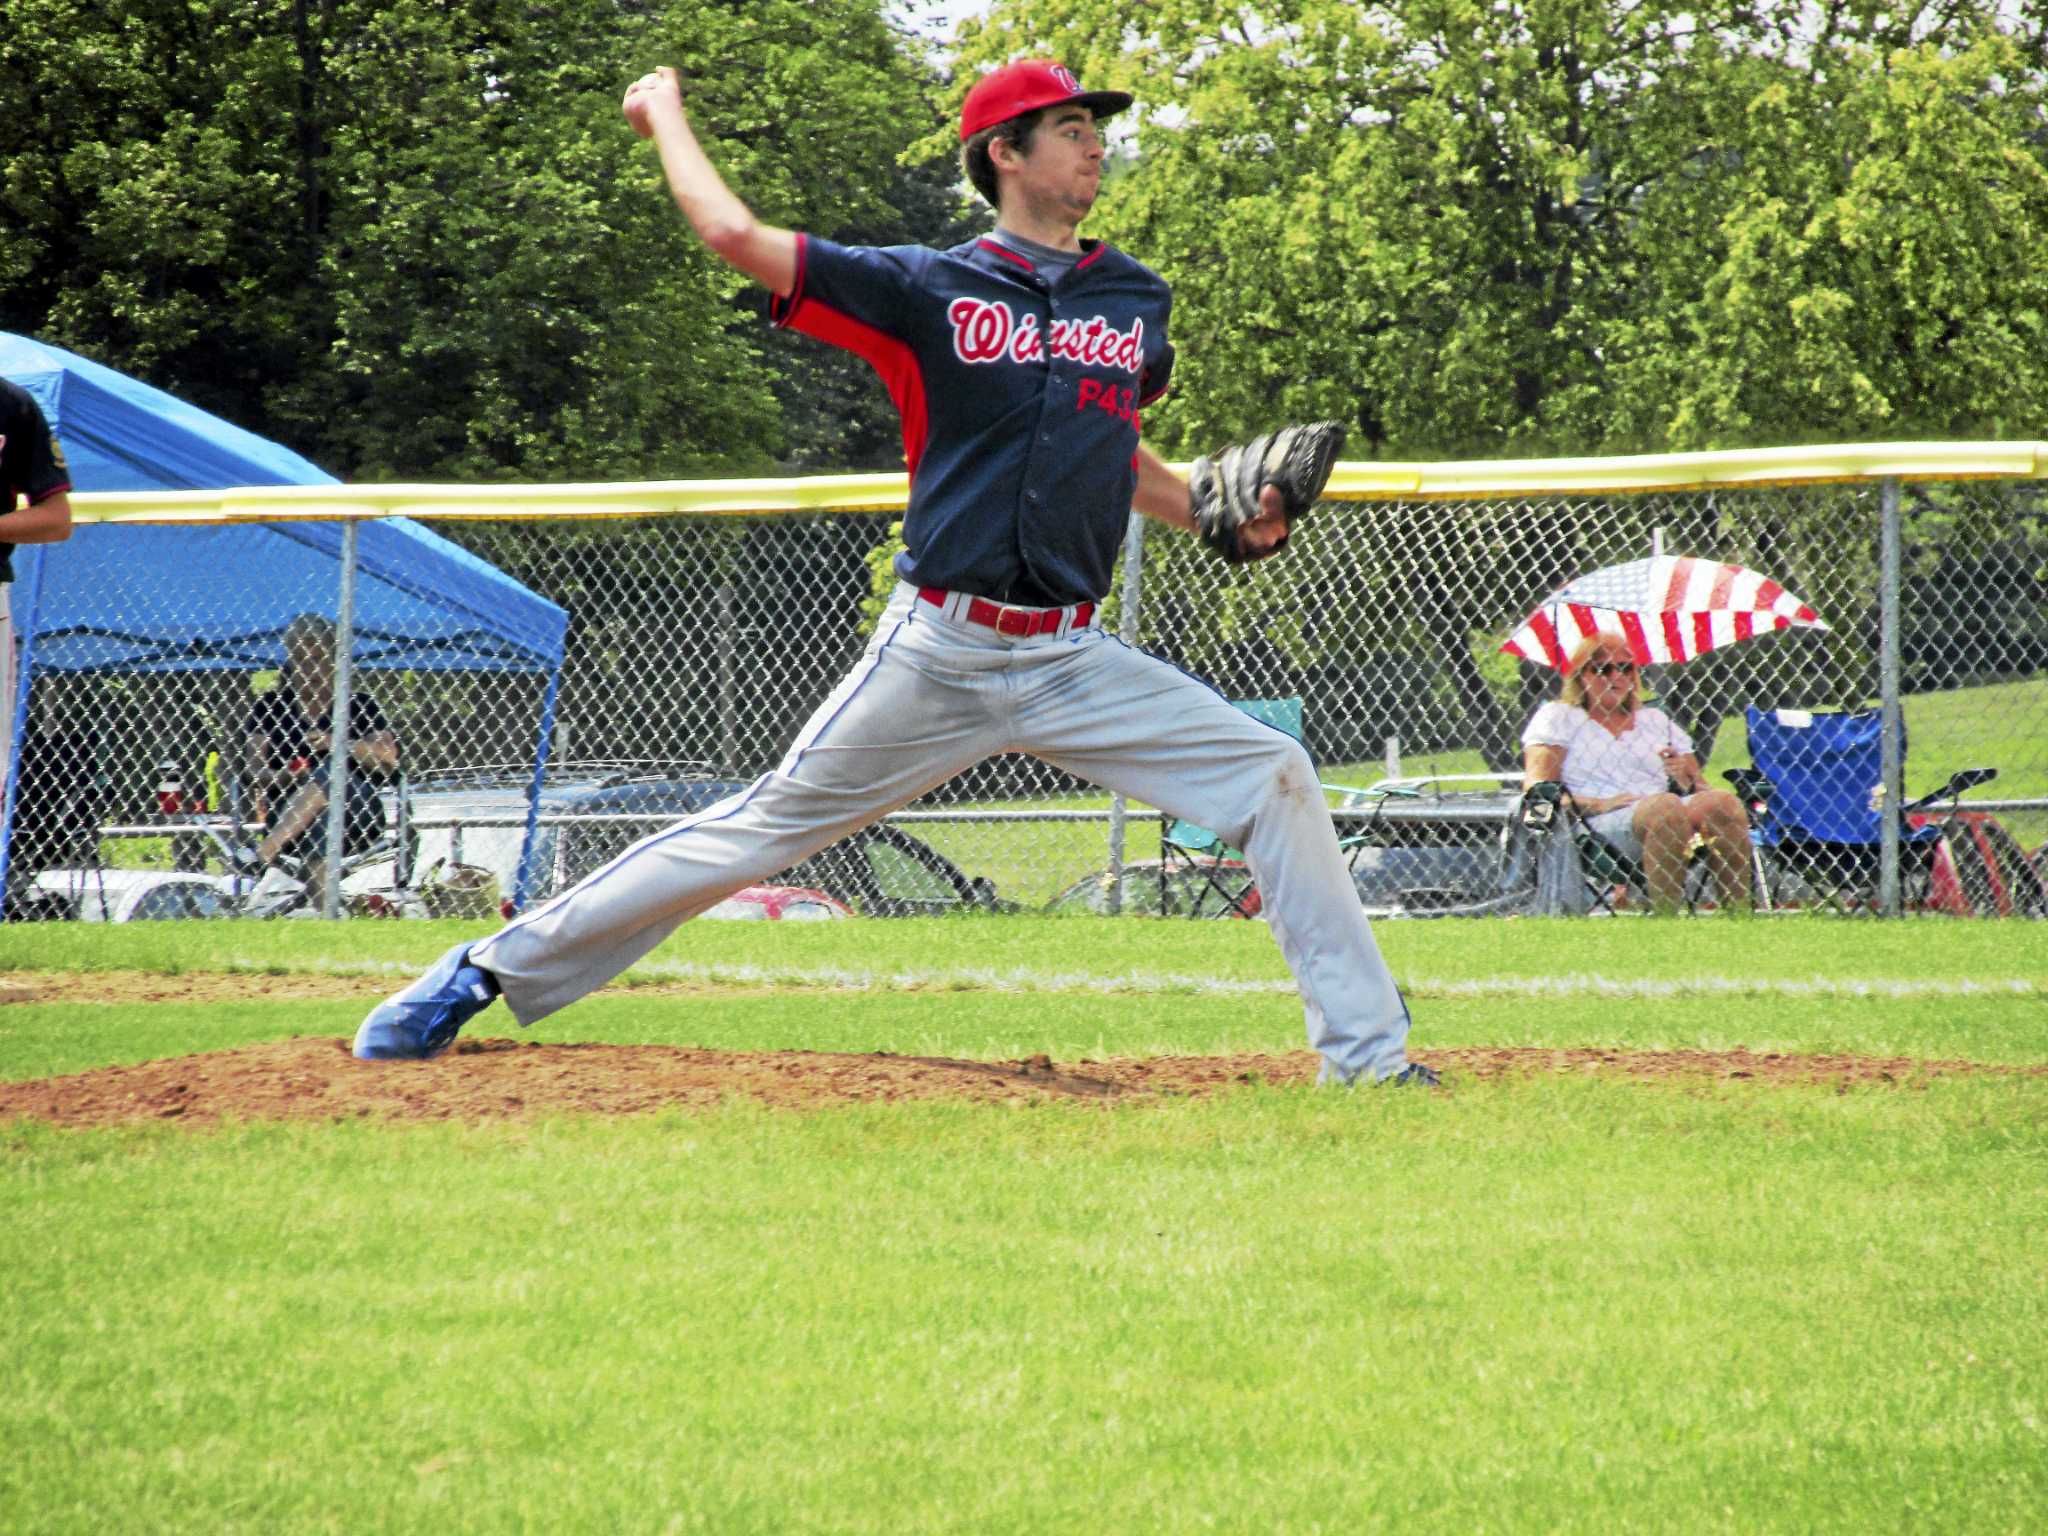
[
  {"xmin": 622, "ymin": 79, "xmax": 656, "ymax": 138},
  {"xmin": 622, "ymin": 68, "xmax": 677, "ymax": 139}
]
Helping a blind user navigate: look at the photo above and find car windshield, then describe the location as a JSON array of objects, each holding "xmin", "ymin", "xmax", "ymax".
[
  {"xmin": 130, "ymin": 881, "xmax": 229, "ymax": 920},
  {"xmin": 778, "ymin": 899, "xmax": 843, "ymax": 921},
  {"xmin": 560, "ymin": 822, "xmax": 654, "ymax": 888},
  {"xmin": 862, "ymin": 839, "xmax": 962, "ymax": 904}
]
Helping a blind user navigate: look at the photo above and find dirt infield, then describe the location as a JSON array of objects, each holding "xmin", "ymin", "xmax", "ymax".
[
  {"xmin": 7, "ymin": 969, "xmax": 2038, "ymax": 1127},
  {"xmin": 2, "ymin": 1034, "xmax": 2036, "ymax": 1129}
]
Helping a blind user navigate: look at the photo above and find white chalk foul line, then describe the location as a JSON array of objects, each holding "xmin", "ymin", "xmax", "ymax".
[
  {"xmin": 262, "ymin": 956, "xmax": 2037, "ymax": 1001},
  {"xmin": 607, "ymin": 962, "xmax": 2035, "ymax": 1001},
  {"xmin": 1415, "ymin": 973, "xmax": 2039, "ymax": 1000}
]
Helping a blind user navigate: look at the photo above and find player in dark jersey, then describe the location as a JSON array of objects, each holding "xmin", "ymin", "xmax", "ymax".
[
  {"xmin": 232, "ymin": 613, "xmax": 400, "ymax": 887},
  {"xmin": 355, "ymin": 60, "xmax": 1432, "ymax": 1090},
  {"xmin": 1, "ymin": 378, "xmax": 74, "ymax": 583},
  {"xmin": 2, "ymin": 378, "xmax": 76, "ymax": 848}
]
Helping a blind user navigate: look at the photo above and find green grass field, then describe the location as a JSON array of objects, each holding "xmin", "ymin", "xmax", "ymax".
[{"xmin": 4, "ymin": 916, "xmax": 2045, "ymax": 1534}]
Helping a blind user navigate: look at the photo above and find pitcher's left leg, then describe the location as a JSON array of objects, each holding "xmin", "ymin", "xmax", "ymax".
[
  {"xmin": 1240, "ymin": 776, "xmax": 1414, "ymax": 1084},
  {"xmin": 1023, "ymin": 636, "xmax": 1412, "ymax": 1083}
]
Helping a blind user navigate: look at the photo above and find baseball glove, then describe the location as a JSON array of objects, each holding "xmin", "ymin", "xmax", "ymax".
[{"xmin": 1187, "ymin": 420, "xmax": 1346, "ymax": 564}]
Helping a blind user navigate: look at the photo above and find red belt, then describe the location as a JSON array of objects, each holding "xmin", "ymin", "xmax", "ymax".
[{"xmin": 918, "ymin": 587, "xmax": 1096, "ymax": 637}]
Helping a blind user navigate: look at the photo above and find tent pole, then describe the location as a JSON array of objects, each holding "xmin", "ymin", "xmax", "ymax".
[
  {"xmin": 511, "ymin": 662, "xmax": 563, "ymax": 914},
  {"xmin": 320, "ymin": 520, "xmax": 361, "ymax": 919}
]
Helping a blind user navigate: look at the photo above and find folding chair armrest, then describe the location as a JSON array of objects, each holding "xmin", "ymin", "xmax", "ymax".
[
  {"xmin": 1519, "ymin": 779, "xmax": 1566, "ymax": 834},
  {"xmin": 1903, "ymin": 766, "xmax": 1997, "ymax": 813},
  {"xmin": 1722, "ymin": 767, "xmax": 1772, "ymax": 799}
]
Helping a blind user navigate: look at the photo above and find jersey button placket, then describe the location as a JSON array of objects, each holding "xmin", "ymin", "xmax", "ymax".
[{"xmin": 1021, "ymin": 300, "xmax": 1062, "ymax": 524}]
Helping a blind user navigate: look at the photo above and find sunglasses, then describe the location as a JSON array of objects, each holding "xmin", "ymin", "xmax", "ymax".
[{"xmin": 1585, "ymin": 660, "xmax": 1637, "ymax": 677}]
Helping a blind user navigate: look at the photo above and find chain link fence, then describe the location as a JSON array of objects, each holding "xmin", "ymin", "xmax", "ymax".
[{"xmin": 7, "ymin": 465, "xmax": 2044, "ymax": 921}]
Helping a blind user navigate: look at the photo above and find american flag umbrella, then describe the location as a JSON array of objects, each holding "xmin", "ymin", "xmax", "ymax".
[{"xmin": 1501, "ymin": 554, "xmax": 1829, "ymax": 672}]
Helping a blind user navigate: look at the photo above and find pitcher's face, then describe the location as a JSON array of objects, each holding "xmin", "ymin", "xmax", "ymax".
[{"xmin": 1007, "ymin": 106, "xmax": 1104, "ymax": 225}]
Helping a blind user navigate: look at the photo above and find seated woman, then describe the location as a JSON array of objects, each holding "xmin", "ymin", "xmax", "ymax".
[{"xmin": 1521, "ymin": 633, "xmax": 1752, "ymax": 915}]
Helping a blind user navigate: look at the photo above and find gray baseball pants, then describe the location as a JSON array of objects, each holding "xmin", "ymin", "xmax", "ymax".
[{"xmin": 471, "ymin": 581, "xmax": 1413, "ymax": 1083}]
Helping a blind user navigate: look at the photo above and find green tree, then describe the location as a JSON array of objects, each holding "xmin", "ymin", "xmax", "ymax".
[
  {"xmin": 943, "ymin": 0, "xmax": 2048, "ymax": 458},
  {"xmin": 1606, "ymin": 24, "xmax": 2048, "ymax": 448},
  {"xmin": 0, "ymin": 0, "xmax": 941, "ymax": 480},
  {"xmin": 939, "ymin": 0, "xmax": 2048, "ymax": 766},
  {"xmin": 0, "ymin": 0, "xmax": 332, "ymax": 444}
]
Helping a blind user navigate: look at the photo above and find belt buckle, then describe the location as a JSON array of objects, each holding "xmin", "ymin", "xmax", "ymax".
[{"xmin": 992, "ymin": 603, "xmax": 1036, "ymax": 637}]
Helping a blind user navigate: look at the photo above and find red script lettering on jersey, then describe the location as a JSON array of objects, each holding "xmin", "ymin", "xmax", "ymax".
[{"xmin": 946, "ymin": 298, "xmax": 1145, "ymax": 373}]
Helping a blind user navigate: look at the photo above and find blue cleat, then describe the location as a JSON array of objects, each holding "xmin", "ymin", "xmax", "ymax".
[
  {"xmin": 1383, "ymin": 1062, "xmax": 1442, "ymax": 1088},
  {"xmin": 353, "ymin": 943, "xmax": 500, "ymax": 1061}
]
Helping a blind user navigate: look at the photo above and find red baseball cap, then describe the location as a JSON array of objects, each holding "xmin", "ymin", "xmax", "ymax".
[{"xmin": 959, "ymin": 59, "xmax": 1133, "ymax": 142}]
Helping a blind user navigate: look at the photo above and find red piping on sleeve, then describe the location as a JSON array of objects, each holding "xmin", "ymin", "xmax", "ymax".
[
  {"xmin": 783, "ymin": 301, "xmax": 930, "ymax": 474},
  {"xmin": 769, "ymin": 232, "xmax": 811, "ymax": 328}
]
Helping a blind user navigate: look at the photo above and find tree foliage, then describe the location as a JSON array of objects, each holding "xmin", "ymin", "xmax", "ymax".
[
  {"xmin": 944, "ymin": 0, "xmax": 2048, "ymax": 458},
  {"xmin": 12, "ymin": 2, "xmax": 2043, "ymax": 478},
  {"xmin": 1, "ymin": 0, "xmax": 945, "ymax": 479},
  {"xmin": 929, "ymin": 1, "xmax": 2048, "ymax": 768}
]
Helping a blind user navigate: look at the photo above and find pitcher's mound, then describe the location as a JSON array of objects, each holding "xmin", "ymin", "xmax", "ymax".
[{"xmin": 0, "ymin": 1037, "xmax": 2028, "ymax": 1128}]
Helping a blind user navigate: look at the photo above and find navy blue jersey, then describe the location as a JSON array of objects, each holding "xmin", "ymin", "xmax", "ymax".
[
  {"xmin": 2, "ymin": 379, "xmax": 72, "ymax": 586},
  {"xmin": 771, "ymin": 233, "xmax": 1175, "ymax": 606},
  {"xmin": 244, "ymin": 684, "xmax": 396, "ymax": 781}
]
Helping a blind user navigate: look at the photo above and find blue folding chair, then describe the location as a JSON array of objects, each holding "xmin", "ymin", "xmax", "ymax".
[{"xmin": 1727, "ymin": 707, "xmax": 1995, "ymax": 911}]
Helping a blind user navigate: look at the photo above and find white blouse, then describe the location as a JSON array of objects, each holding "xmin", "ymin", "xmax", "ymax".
[{"xmin": 1522, "ymin": 701, "xmax": 1695, "ymax": 800}]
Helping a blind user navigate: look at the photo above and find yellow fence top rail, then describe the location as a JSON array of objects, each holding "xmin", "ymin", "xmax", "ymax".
[
  {"xmin": 69, "ymin": 440, "xmax": 2047, "ymax": 525},
  {"xmin": 70, "ymin": 473, "xmax": 918, "ymax": 525},
  {"xmin": 1338, "ymin": 440, "xmax": 2048, "ymax": 500}
]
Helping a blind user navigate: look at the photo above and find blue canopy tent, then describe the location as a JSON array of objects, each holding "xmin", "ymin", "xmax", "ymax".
[{"xmin": 1, "ymin": 332, "xmax": 569, "ymax": 907}]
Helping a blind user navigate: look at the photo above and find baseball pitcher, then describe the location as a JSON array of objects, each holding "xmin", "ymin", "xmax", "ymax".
[{"xmin": 355, "ymin": 58, "xmax": 1435, "ymax": 1089}]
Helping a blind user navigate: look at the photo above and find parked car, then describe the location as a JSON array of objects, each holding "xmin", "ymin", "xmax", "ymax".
[
  {"xmin": 1905, "ymin": 809, "xmax": 2048, "ymax": 918},
  {"xmin": 1346, "ymin": 841, "xmax": 1510, "ymax": 912},
  {"xmin": 369, "ymin": 767, "xmax": 1008, "ymax": 918},
  {"xmin": 30, "ymin": 868, "xmax": 236, "ymax": 922},
  {"xmin": 701, "ymin": 884, "xmax": 853, "ymax": 921},
  {"xmin": 1334, "ymin": 777, "xmax": 1538, "ymax": 915}
]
